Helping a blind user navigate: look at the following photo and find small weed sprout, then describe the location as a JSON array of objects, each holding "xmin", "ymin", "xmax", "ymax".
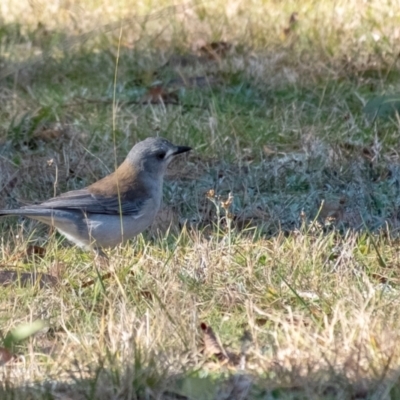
[{"xmin": 206, "ymin": 189, "xmax": 235, "ymax": 239}]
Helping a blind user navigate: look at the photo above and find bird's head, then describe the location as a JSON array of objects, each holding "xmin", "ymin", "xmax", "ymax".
[{"xmin": 126, "ymin": 137, "xmax": 191, "ymax": 177}]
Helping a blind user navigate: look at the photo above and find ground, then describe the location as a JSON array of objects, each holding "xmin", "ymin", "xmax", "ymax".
[{"xmin": 1, "ymin": 0, "xmax": 400, "ymax": 398}]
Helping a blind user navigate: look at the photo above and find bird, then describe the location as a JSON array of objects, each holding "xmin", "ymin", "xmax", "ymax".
[{"xmin": 0, "ymin": 137, "xmax": 191, "ymax": 255}]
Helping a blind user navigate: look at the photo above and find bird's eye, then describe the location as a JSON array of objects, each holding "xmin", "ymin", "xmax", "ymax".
[{"xmin": 157, "ymin": 151, "xmax": 166, "ymax": 160}]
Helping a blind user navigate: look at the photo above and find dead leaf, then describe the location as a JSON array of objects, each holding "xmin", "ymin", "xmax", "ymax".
[
  {"xmin": 289, "ymin": 12, "xmax": 299, "ymax": 24},
  {"xmin": 34, "ymin": 128, "xmax": 63, "ymax": 142},
  {"xmin": 283, "ymin": 12, "xmax": 299, "ymax": 36},
  {"xmin": 138, "ymin": 290, "xmax": 153, "ymax": 300},
  {"xmin": 255, "ymin": 318, "xmax": 268, "ymax": 326},
  {"xmin": 0, "ymin": 347, "xmax": 14, "ymax": 365},
  {"xmin": 263, "ymin": 145, "xmax": 277, "ymax": 156},
  {"xmin": 200, "ymin": 322, "xmax": 229, "ymax": 362},
  {"xmin": 25, "ymin": 245, "xmax": 46, "ymax": 259},
  {"xmin": 199, "ymin": 41, "xmax": 233, "ymax": 60},
  {"xmin": 370, "ymin": 273, "xmax": 392, "ymax": 284},
  {"xmin": 81, "ymin": 272, "xmax": 112, "ymax": 288},
  {"xmin": 339, "ymin": 142, "xmax": 375, "ymax": 161}
]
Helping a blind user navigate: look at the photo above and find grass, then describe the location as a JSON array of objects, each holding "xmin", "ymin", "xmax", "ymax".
[{"xmin": 2, "ymin": 0, "xmax": 400, "ymax": 398}]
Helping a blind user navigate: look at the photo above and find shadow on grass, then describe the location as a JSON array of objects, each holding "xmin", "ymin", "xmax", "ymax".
[{"xmin": 2, "ymin": 358, "xmax": 400, "ymax": 399}]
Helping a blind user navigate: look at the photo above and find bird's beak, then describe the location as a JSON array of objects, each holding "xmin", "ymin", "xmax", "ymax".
[{"xmin": 173, "ymin": 145, "xmax": 192, "ymax": 155}]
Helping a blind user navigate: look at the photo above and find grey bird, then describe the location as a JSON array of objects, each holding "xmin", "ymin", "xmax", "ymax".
[{"xmin": 0, "ymin": 137, "xmax": 191, "ymax": 254}]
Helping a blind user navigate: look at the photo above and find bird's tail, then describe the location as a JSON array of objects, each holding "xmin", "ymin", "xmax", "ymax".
[
  {"xmin": 0, "ymin": 209, "xmax": 45, "ymax": 217},
  {"xmin": 0, "ymin": 209, "xmax": 24, "ymax": 217}
]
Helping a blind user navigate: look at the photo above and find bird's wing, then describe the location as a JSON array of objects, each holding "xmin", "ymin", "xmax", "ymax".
[{"xmin": 29, "ymin": 188, "xmax": 146, "ymax": 216}]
